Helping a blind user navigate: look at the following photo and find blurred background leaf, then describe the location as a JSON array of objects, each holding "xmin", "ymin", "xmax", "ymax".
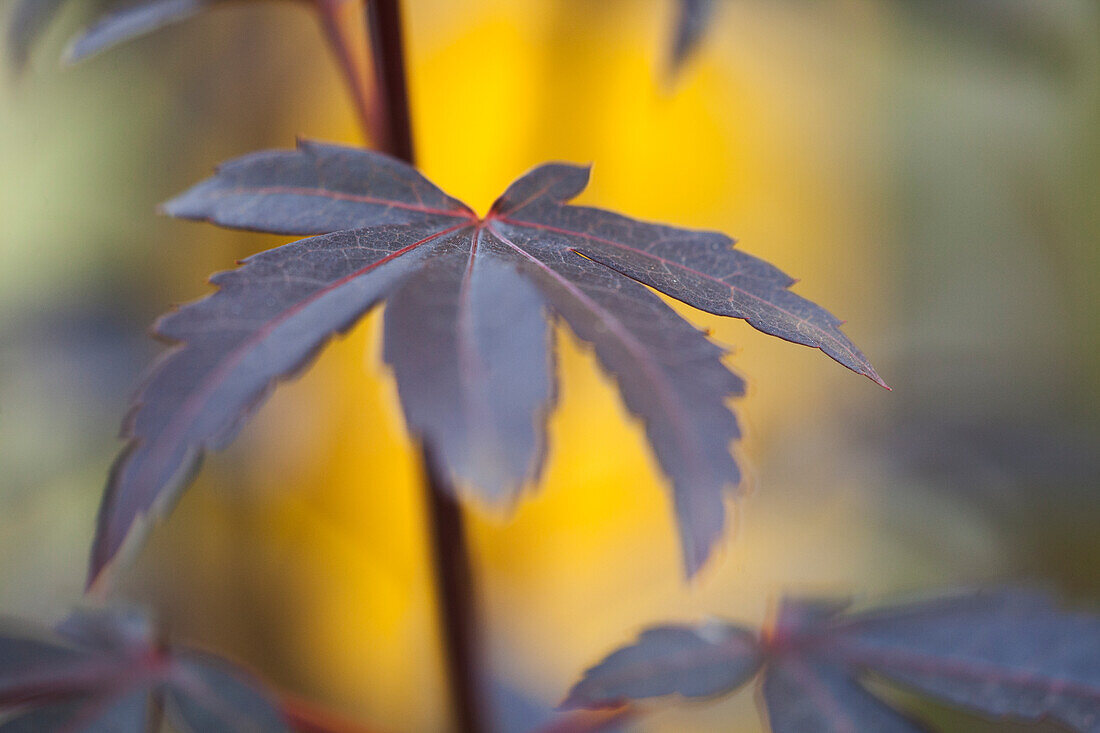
[{"xmin": 2, "ymin": 0, "xmax": 1099, "ymax": 731}]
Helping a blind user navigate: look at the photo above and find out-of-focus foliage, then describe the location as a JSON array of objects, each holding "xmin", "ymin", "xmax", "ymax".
[
  {"xmin": 2, "ymin": 0, "xmax": 1099, "ymax": 731},
  {"xmin": 6, "ymin": 0, "xmax": 226, "ymax": 68},
  {"xmin": 568, "ymin": 589, "xmax": 1100, "ymax": 731},
  {"xmin": 668, "ymin": 0, "xmax": 715, "ymax": 77},
  {"xmin": 0, "ymin": 606, "xmax": 289, "ymax": 732},
  {"xmin": 4, "ymin": 0, "xmax": 65, "ymax": 70},
  {"xmin": 65, "ymin": 0, "xmax": 229, "ymax": 63}
]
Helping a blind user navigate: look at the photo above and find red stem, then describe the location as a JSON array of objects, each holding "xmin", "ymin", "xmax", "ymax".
[
  {"xmin": 316, "ymin": 2, "xmax": 484, "ymax": 730},
  {"xmin": 420, "ymin": 442, "xmax": 490, "ymax": 733},
  {"xmin": 365, "ymin": 0, "xmax": 415, "ymax": 163},
  {"xmin": 360, "ymin": 4, "xmax": 486, "ymax": 731}
]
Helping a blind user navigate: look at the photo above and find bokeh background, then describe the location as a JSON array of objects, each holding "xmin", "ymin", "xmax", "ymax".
[{"xmin": 2, "ymin": 0, "xmax": 1099, "ymax": 730}]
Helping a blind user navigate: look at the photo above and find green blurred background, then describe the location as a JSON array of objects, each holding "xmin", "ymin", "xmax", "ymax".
[{"xmin": 2, "ymin": 1, "xmax": 1099, "ymax": 730}]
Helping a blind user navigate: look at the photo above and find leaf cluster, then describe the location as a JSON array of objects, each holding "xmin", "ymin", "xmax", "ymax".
[
  {"xmin": 566, "ymin": 589, "xmax": 1100, "ymax": 732},
  {"xmin": 0, "ymin": 607, "xmax": 289, "ymax": 732},
  {"xmin": 6, "ymin": 0, "xmax": 227, "ymax": 69}
]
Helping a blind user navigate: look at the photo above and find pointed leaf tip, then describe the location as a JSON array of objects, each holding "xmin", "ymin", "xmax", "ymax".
[
  {"xmin": 65, "ymin": 0, "xmax": 211, "ymax": 64},
  {"xmin": 489, "ymin": 162, "xmax": 592, "ymax": 217},
  {"xmin": 668, "ymin": 0, "xmax": 717, "ymax": 78}
]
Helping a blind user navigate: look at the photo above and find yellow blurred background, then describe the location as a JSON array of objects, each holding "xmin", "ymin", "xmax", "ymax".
[{"xmin": 2, "ymin": 1, "xmax": 1099, "ymax": 731}]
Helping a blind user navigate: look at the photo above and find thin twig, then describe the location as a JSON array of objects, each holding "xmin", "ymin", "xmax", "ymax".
[
  {"xmin": 420, "ymin": 442, "xmax": 489, "ymax": 733},
  {"xmin": 360, "ymin": 4, "xmax": 484, "ymax": 730}
]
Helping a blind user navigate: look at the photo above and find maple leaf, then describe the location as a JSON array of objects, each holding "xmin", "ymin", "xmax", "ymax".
[
  {"xmin": 668, "ymin": 0, "xmax": 716, "ymax": 77},
  {"xmin": 0, "ymin": 606, "xmax": 289, "ymax": 732},
  {"xmin": 565, "ymin": 589, "xmax": 1100, "ymax": 732},
  {"xmin": 5, "ymin": 0, "xmax": 383, "ymax": 157},
  {"xmin": 90, "ymin": 140, "xmax": 882, "ymax": 584}
]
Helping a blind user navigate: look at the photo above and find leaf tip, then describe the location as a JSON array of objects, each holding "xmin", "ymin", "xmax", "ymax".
[
  {"xmin": 159, "ymin": 190, "xmax": 203, "ymax": 223},
  {"xmin": 159, "ymin": 196, "xmax": 182, "ymax": 218},
  {"xmin": 59, "ymin": 39, "xmax": 82, "ymax": 67},
  {"xmin": 85, "ymin": 537, "xmax": 116, "ymax": 594},
  {"xmin": 865, "ymin": 367, "xmax": 891, "ymax": 390},
  {"xmin": 60, "ymin": 28, "xmax": 100, "ymax": 66},
  {"xmin": 84, "ymin": 565, "xmax": 111, "ymax": 598},
  {"xmin": 680, "ymin": 535, "xmax": 716, "ymax": 580}
]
